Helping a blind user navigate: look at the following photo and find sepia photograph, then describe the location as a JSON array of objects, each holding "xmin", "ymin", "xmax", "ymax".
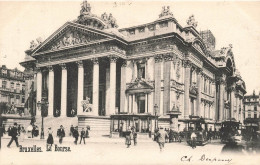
[{"xmin": 0, "ymin": 0, "xmax": 260, "ymax": 164}]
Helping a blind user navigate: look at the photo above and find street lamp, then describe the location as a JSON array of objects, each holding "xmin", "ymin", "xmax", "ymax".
[
  {"xmin": 154, "ymin": 104, "xmax": 159, "ymax": 130},
  {"xmin": 37, "ymin": 98, "xmax": 49, "ymax": 139}
]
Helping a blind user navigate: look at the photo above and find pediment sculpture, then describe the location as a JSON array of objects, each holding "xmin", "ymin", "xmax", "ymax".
[
  {"xmin": 186, "ymin": 15, "xmax": 198, "ymax": 28},
  {"xmin": 49, "ymin": 30, "xmax": 104, "ymax": 51},
  {"xmin": 159, "ymin": 6, "xmax": 173, "ymax": 18}
]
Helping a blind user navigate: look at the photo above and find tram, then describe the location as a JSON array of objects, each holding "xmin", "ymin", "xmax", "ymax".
[
  {"xmin": 220, "ymin": 118, "xmax": 241, "ymax": 143},
  {"xmin": 184, "ymin": 116, "xmax": 208, "ymax": 146}
]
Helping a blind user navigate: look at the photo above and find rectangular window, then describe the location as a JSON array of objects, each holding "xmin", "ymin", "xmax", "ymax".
[
  {"xmin": 129, "ymin": 29, "xmax": 135, "ymax": 35},
  {"xmin": 137, "ymin": 63, "xmax": 145, "ymax": 79},
  {"xmin": 16, "ymin": 83, "xmax": 20, "ymax": 93},
  {"xmin": 138, "ymin": 27, "xmax": 145, "ymax": 33},
  {"xmin": 2, "ymin": 81, "xmax": 7, "ymax": 89}
]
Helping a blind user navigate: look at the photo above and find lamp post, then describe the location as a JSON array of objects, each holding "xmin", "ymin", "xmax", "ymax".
[
  {"xmin": 154, "ymin": 104, "xmax": 159, "ymax": 130},
  {"xmin": 37, "ymin": 98, "xmax": 49, "ymax": 139}
]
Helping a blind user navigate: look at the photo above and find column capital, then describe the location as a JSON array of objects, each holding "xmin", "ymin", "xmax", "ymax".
[
  {"xmin": 60, "ymin": 63, "xmax": 67, "ymax": 70},
  {"xmin": 121, "ymin": 60, "xmax": 127, "ymax": 67},
  {"xmin": 154, "ymin": 54, "xmax": 163, "ymax": 63},
  {"xmin": 108, "ymin": 55, "xmax": 118, "ymax": 63},
  {"xmin": 35, "ymin": 67, "xmax": 42, "ymax": 73},
  {"xmin": 91, "ymin": 58, "xmax": 99, "ymax": 65},
  {"xmin": 76, "ymin": 60, "xmax": 84, "ymax": 68},
  {"xmin": 47, "ymin": 65, "xmax": 53, "ymax": 71},
  {"xmin": 163, "ymin": 53, "xmax": 174, "ymax": 62},
  {"xmin": 196, "ymin": 68, "xmax": 203, "ymax": 75},
  {"xmin": 183, "ymin": 60, "xmax": 192, "ymax": 68}
]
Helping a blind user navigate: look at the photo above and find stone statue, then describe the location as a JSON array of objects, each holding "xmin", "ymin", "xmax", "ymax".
[
  {"xmin": 108, "ymin": 13, "xmax": 118, "ymax": 28},
  {"xmin": 80, "ymin": 0, "xmax": 91, "ymax": 15},
  {"xmin": 36, "ymin": 37, "xmax": 43, "ymax": 44},
  {"xmin": 159, "ymin": 6, "xmax": 173, "ymax": 18},
  {"xmin": 101, "ymin": 12, "xmax": 108, "ymax": 22},
  {"xmin": 30, "ymin": 40, "xmax": 37, "ymax": 49},
  {"xmin": 186, "ymin": 15, "xmax": 198, "ymax": 28}
]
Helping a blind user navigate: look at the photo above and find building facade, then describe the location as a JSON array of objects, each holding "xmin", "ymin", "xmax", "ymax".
[
  {"xmin": 20, "ymin": 1, "xmax": 247, "ymax": 136},
  {"xmin": 244, "ymin": 91, "xmax": 260, "ymax": 119},
  {"xmin": 0, "ymin": 65, "xmax": 26, "ymax": 114}
]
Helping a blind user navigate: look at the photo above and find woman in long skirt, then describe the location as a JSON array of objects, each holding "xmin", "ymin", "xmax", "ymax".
[{"xmin": 47, "ymin": 127, "xmax": 54, "ymax": 147}]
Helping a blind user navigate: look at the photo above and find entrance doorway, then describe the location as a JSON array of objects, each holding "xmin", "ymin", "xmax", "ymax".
[{"xmin": 137, "ymin": 94, "xmax": 145, "ymax": 113}]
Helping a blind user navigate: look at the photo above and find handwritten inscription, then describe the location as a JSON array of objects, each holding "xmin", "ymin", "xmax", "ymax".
[{"xmin": 181, "ymin": 154, "xmax": 232, "ymax": 163}]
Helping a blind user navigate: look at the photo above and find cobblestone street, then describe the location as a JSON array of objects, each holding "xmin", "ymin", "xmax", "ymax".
[{"xmin": 1, "ymin": 137, "xmax": 259, "ymax": 165}]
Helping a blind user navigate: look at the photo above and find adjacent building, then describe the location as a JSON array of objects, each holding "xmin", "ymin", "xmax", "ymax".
[
  {"xmin": 0, "ymin": 65, "xmax": 26, "ymax": 114},
  {"xmin": 20, "ymin": 1, "xmax": 247, "ymax": 136},
  {"xmin": 244, "ymin": 91, "xmax": 260, "ymax": 119}
]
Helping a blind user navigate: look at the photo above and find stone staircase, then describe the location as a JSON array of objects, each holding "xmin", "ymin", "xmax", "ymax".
[
  {"xmin": 34, "ymin": 116, "xmax": 78, "ymax": 137},
  {"xmin": 78, "ymin": 116, "xmax": 110, "ymax": 137},
  {"xmin": 2, "ymin": 118, "xmax": 31, "ymax": 130}
]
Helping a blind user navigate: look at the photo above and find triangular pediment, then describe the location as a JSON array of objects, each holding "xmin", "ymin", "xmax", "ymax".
[
  {"xmin": 32, "ymin": 22, "xmax": 115, "ymax": 55},
  {"xmin": 127, "ymin": 79, "xmax": 154, "ymax": 91}
]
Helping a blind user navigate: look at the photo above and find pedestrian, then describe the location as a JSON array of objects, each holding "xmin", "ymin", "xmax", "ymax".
[
  {"xmin": 19, "ymin": 126, "xmax": 26, "ymax": 142},
  {"xmin": 47, "ymin": 127, "xmax": 54, "ymax": 147},
  {"xmin": 132, "ymin": 127, "xmax": 137, "ymax": 146},
  {"xmin": 190, "ymin": 130, "xmax": 197, "ymax": 149},
  {"xmin": 70, "ymin": 125, "xmax": 74, "ymax": 136},
  {"xmin": 157, "ymin": 127, "xmax": 168, "ymax": 152},
  {"xmin": 7, "ymin": 122, "xmax": 19, "ymax": 148},
  {"xmin": 86, "ymin": 126, "xmax": 90, "ymax": 138},
  {"xmin": 57, "ymin": 125, "xmax": 65, "ymax": 144},
  {"xmin": 73, "ymin": 126, "xmax": 79, "ymax": 145},
  {"xmin": 18, "ymin": 125, "xmax": 21, "ymax": 136},
  {"xmin": 80, "ymin": 128, "xmax": 86, "ymax": 144},
  {"xmin": 7, "ymin": 126, "xmax": 12, "ymax": 136},
  {"xmin": 125, "ymin": 128, "xmax": 132, "ymax": 148}
]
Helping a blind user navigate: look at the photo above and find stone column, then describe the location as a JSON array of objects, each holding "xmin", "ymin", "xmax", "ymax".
[
  {"xmin": 230, "ymin": 87, "xmax": 235, "ymax": 119},
  {"xmin": 48, "ymin": 66, "xmax": 54, "ymax": 117},
  {"xmin": 60, "ymin": 63, "xmax": 67, "ymax": 117},
  {"xmin": 105, "ymin": 68, "xmax": 110, "ymax": 115},
  {"xmin": 92, "ymin": 58, "xmax": 99, "ymax": 116},
  {"xmin": 163, "ymin": 54, "xmax": 172, "ymax": 115},
  {"xmin": 219, "ymin": 79, "xmax": 225, "ymax": 121},
  {"xmin": 132, "ymin": 60, "xmax": 137, "ymax": 81},
  {"xmin": 235, "ymin": 95, "xmax": 239, "ymax": 121},
  {"xmin": 129, "ymin": 94, "xmax": 132, "ymax": 113},
  {"xmin": 77, "ymin": 61, "xmax": 84, "ymax": 114},
  {"xmin": 133, "ymin": 94, "xmax": 137, "ymax": 113},
  {"xmin": 120, "ymin": 60, "xmax": 127, "ymax": 112},
  {"xmin": 154, "ymin": 55, "xmax": 162, "ymax": 114},
  {"xmin": 36, "ymin": 67, "xmax": 42, "ymax": 117},
  {"xmin": 148, "ymin": 93, "xmax": 153, "ymax": 114},
  {"xmin": 196, "ymin": 68, "xmax": 202, "ymax": 117},
  {"xmin": 109, "ymin": 56, "xmax": 118, "ymax": 115},
  {"xmin": 184, "ymin": 60, "xmax": 191, "ymax": 119}
]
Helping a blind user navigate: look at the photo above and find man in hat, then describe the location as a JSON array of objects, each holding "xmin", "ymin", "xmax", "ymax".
[
  {"xmin": 79, "ymin": 128, "xmax": 86, "ymax": 144},
  {"xmin": 73, "ymin": 126, "xmax": 79, "ymax": 145},
  {"xmin": 7, "ymin": 123, "xmax": 19, "ymax": 148},
  {"xmin": 57, "ymin": 125, "xmax": 65, "ymax": 144},
  {"xmin": 157, "ymin": 127, "xmax": 168, "ymax": 152}
]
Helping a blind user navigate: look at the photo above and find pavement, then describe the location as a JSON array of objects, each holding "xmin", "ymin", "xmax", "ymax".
[{"xmin": 1, "ymin": 136, "xmax": 260, "ymax": 165}]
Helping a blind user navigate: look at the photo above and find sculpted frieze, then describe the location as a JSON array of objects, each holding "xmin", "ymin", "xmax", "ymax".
[{"xmin": 48, "ymin": 30, "xmax": 105, "ymax": 51}]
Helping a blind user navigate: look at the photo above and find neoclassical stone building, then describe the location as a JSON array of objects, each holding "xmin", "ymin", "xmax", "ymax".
[{"xmin": 20, "ymin": 1, "xmax": 246, "ymax": 136}]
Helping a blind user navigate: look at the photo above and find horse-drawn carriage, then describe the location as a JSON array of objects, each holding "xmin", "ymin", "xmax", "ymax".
[
  {"xmin": 243, "ymin": 118, "xmax": 260, "ymax": 152},
  {"xmin": 220, "ymin": 119, "xmax": 241, "ymax": 143},
  {"xmin": 184, "ymin": 116, "xmax": 208, "ymax": 146}
]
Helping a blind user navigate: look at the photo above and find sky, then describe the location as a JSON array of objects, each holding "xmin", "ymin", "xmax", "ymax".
[{"xmin": 0, "ymin": 0, "xmax": 260, "ymax": 94}]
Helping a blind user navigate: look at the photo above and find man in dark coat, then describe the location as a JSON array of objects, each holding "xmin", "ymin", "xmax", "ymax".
[
  {"xmin": 57, "ymin": 125, "xmax": 65, "ymax": 144},
  {"xmin": 73, "ymin": 126, "xmax": 79, "ymax": 145},
  {"xmin": 7, "ymin": 123, "xmax": 19, "ymax": 148},
  {"xmin": 79, "ymin": 128, "xmax": 86, "ymax": 144}
]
